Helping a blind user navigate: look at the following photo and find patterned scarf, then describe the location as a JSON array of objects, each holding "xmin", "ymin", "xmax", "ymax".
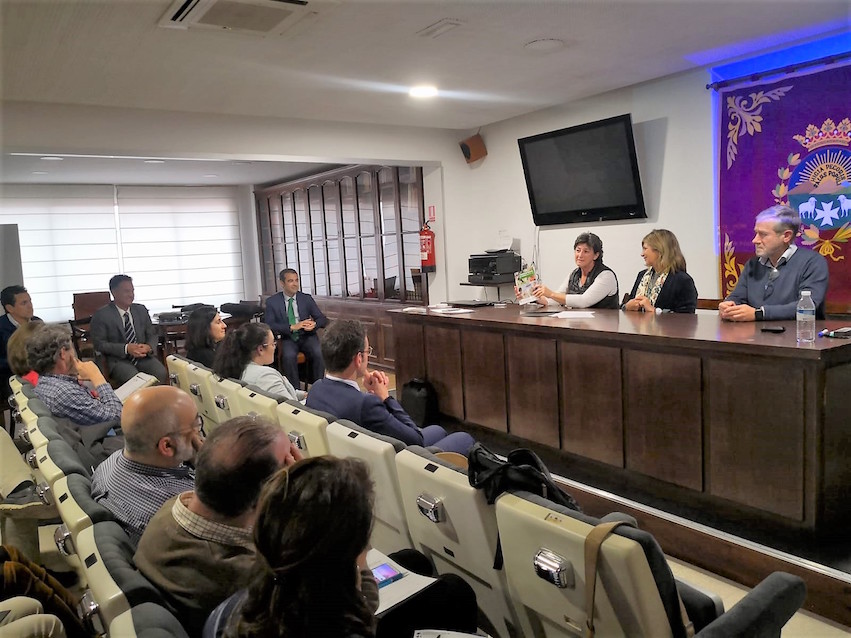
[{"xmin": 636, "ymin": 268, "xmax": 668, "ymax": 306}]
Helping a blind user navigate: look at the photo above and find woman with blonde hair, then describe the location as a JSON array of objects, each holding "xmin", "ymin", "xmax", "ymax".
[{"xmin": 622, "ymin": 229, "xmax": 697, "ymax": 313}]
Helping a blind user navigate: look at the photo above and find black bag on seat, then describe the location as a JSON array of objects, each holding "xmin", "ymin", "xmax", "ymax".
[
  {"xmin": 221, "ymin": 302, "xmax": 262, "ymax": 317},
  {"xmin": 400, "ymin": 378, "xmax": 438, "ymax": 427},
  {"xmin": 467, "ymin": 442, "xmax": 580, "ymax": 511}
]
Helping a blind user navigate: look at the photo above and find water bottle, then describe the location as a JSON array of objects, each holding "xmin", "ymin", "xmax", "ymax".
[{"xmin": 796, "ymin": 290, "xmax": 816, "ymax": 343}]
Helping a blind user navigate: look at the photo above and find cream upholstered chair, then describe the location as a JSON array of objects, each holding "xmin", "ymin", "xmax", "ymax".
[
  {"xmin": 75, "ymin": 521, "xmax": 166, "ymax": 636},
  {"xmin": 233, "ymin": 384, "xmax": 280, "ymax": 421},
  {"xmin": 52, "ymin": 473, "xmax": 116, "ymax": 558},
  {"xmin": 208, "ymin": 374, "xmax": 244, "ymax": 427},
  {"xmin": 495, "ymin": 490, "xmax": 806, "ymax": 638},
  {"xmin": 183, "ymin": 363, "xmax": 220, "ymax": 428},
  {"xmin": 108, "ymin": 602, "xmax": 190, "ymax": 638},
  {"xmin": 326, "ymin": 419, "xmax": 413, "ymax": 554},
  {"xmin": 165, "ymin": 354, "xmax": 191, "ymax": 393},
  {"xmin": 275, "ymin": 400, "xmax": 333, "ymax": 458},
  {"xmin": 395, "ymin": 445, "xmax": 520, "ymax": 638}
]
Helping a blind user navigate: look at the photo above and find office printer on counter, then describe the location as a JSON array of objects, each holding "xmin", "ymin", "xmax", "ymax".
[{"xmin": 468, "ymin": 250, "xmax": 521, "ymax": 284}]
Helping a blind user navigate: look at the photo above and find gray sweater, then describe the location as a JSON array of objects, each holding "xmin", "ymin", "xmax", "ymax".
[{"xmin": 726, "ymin": 247, "xmax": 828, "ymax": 320}]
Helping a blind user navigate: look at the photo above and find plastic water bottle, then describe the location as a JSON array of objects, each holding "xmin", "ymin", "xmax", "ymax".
[{"xmin": 796, "ymin": 290, "xmax": 816, "ymax": 343}]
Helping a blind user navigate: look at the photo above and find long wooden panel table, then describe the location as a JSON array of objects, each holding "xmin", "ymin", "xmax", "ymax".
[{"xmin": 389, "ymin": 306, "xmax": 851, "ymax": 535}]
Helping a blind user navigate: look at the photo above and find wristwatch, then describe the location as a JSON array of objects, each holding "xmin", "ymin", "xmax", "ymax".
[{"xmin": 754, "ymin": 307, "xmax": 764, "ymax": 321}]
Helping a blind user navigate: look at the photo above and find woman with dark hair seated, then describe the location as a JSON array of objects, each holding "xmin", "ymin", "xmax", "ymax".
[
  {"xmin": 185, "ymin": 307, "xmax": 227, "ymax": 368},
  {"xmin": 204, "ymin": 456, "xmax": 478, "ymax": 638},
  {"xmin": 522, "ymin": 232, "xmax": 620, "ymax": 309},
  {"xmin": 213, "ymin": 322, "xmax": 304, "ymax": 401},
  {"xmin": 622, "ymin": 228, "xmax": 698, "ymax": 314}
]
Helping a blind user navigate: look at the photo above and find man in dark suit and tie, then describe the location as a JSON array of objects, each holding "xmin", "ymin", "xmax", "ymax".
[
  {"xmin": 264, "ymin": 268, "xmax": 328, "ymax": 388},
  {"xmin": 90, "ymin": 274, "xmax": 167, "ymax": 386},
  {"xmin": 1, "ymin": 285, "xmax": 36, "ymax": 421}
]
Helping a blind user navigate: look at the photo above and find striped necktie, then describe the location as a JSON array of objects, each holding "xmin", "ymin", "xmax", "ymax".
[{"xmin": 123, "ymin": 311, "xmax": 137, "ymax": 345}]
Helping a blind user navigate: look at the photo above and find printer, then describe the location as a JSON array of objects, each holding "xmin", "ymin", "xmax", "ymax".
[{"xmin": 468, "ymin": 250, "xmax": 521, "ymax": 284}]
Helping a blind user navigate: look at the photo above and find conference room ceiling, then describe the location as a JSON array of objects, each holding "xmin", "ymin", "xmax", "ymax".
[{"xmin": 2, "ymin": 0, "xmax": 849, "ymax": 132}]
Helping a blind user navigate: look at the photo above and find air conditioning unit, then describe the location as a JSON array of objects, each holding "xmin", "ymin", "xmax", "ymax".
[{"xmin": 159, "ymin": 0, "xmax": 339, "ymax": 36}]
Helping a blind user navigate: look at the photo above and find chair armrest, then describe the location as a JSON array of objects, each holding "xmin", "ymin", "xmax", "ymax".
[{"xmin": 695, "ymin": 571, "xmax": 805, "ymax": 638}]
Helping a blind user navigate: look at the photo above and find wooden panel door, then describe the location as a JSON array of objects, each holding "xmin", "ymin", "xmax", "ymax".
[
  {"xmin": 424, "ymin": 325, "xmax": 464, "ymax": 420},
  {"xmin": 707, "ymin": 357, "xmax": 804, "ymax": 520},
  {"xmin": 624, "ymin": 350, "xmax": 702, "ymax": 491},
  {"xmin": 561, "ymin": 342, "xmax": 624, "ymax": 467},
  {"xmin": 507, "ymin": 335, "xmax": 559, "ymax": 447},
  {"xmin": 462, "ymin": 330, "xmax": 507, "ymax": 432},
  {"xmin": 392, "ymin": 321, "xmax": 424, "ymax": 388}
]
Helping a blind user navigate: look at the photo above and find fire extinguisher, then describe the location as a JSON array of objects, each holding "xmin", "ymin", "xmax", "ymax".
[{"xmin": 420, "ymin": 222, "xmax": 436, "ymax": 273}]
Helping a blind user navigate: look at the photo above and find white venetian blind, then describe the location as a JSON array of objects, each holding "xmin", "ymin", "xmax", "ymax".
[
  {"xmin": 115, "ymin": 186, "xmax": 245, "ymax": 314},
  {"xmin": 0, "ymin": 185, "xmax": 119, "ymax": 322},
  {"xmin": 0, "ymin": 184, "xmax": 245, "ymax": 322}
]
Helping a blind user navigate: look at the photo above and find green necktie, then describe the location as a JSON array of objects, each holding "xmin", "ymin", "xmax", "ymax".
[{"xmin": 287, "ymin": 297, "xmax": 300, "ymax": 341}]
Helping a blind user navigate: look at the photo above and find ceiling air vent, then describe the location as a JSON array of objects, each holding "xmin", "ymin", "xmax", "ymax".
[{"xmin": 159, "ymin": 0, "xmax": 338, "ymax": 36}]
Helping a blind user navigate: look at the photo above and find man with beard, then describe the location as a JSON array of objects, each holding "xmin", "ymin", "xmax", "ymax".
[
  {"xmin": 91, "ymin": 385, "xmax": 204, "ymax": 545},
  {"xmin": 28, "ymin": 324, "xmax": 123, "ymax": 426}
]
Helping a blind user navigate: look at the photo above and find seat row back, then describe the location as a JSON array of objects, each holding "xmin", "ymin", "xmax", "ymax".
[{"xmin": 327, "ymin": 438, "xmax": 807, "ymax": 638}]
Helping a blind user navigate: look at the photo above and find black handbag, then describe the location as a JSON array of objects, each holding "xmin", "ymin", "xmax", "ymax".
[
  {"xmin": 467, "ymin": 442, "xmax": 580, "ymax": 511},
  {"xmin": 400, "ymin": 378, "xmax": 439, "ymax": 427}
]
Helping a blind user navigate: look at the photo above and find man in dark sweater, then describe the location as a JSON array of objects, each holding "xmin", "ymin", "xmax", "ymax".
[
  {"xmin": 306, "ymin": 319, "xmax": 474, "ymax": 454},
  {"xmin": 719, "ymin": 204, "xmax": 829, "ymax": 321}
]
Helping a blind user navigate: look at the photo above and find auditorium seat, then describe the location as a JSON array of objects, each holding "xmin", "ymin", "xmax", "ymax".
[
  {"xmin": 52, "ymin": 473, "xmax": 116, "ymax": 558},
  {"xmin": 75, "ymin": 520, "xmax": 166, "ymax": 636},
  {"xmin": 395, "ymin": 446, "xmax": 519, "ymax": 638},
  {"xmin": 24, "ymin": 415, "xmax": 64, "ymax": 457},
  {"xmin": 326, "ymin": 419, "xmax": 413, "ymax": 554},
  {"xmin": 494, "ymin": 491, "xmax": 806, "ymax": 638},
  {"xmin": 165, "ymin": 354, "xmax": 191, "ymax": 392},
  {"xmin": 183, "ymin": 363, "xmax": 220, "ymax": 428},
  {"xmin": 9, "ymin": 374, "xmax": 23, "ymax": 395},
  {"xmin": 30, "ymin": 438, "xmax": 91, "ymax": 504},
  {"xmin": 108, "ymin": 602, "xmax": 190, "ymax": 638},
  {"xmin": 275, "ymin": 400, "xmax": 333, "ymax": 458},
  {"xmin": 234, "ymin": 384, "xmax": 281, "ymax": 421},
  {"xmin": 208, "ymin": 374, "xmax": 244, "ymax": 427}
]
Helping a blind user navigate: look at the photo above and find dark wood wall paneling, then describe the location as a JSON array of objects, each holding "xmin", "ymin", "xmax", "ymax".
[{"xmin": 461, "ymin": 330, "xmax": 508, "ymax": 432}]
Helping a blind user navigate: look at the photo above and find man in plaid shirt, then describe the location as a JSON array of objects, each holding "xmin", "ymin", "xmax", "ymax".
[{"xmin": 28, "ymin": 324, "xmax": 122, "ymax": 426}]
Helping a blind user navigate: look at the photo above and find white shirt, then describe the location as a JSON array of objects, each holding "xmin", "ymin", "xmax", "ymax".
[
  {"xmin": 116, "ymin": 306, "xmax": 137, "ymax": 354},
  {"xmin": 324, "ymin": 372, "xmax": 361, "ymax": 392},
  {"xmin": 283, "ymin": 293, "xmax": 300, "ymax": 323},
  {"xmin": 552, "ymin": 269, "xmax": 618, "ymax": 308}
]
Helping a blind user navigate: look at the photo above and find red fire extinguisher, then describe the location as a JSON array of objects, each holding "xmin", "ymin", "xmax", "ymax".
[{"xmin": 420, "ymin": 222, "xmax": 436, "ymax": 273}]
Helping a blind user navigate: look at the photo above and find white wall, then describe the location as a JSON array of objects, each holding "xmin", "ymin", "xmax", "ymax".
[
  {"xmin": 3, "ymin": 67, "xmax": 722, "ymax": 304},
  {"xmin": 454, "ymin": 68, "xmax": 720, "ymax": 302}
]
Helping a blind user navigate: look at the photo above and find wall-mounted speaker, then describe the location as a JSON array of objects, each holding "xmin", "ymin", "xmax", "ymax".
[{"xmin": 459, "ymin": 134, "xmax": 487, "ymax": 164}]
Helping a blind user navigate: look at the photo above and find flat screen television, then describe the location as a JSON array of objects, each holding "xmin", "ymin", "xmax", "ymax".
[{"xmin": 518, "ymin": 114, "xmax": 646, "ymax": 226}]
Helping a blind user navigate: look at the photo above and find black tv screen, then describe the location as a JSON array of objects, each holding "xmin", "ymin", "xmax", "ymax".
[{"xmin": 518, "ymin": 114, "xmax": 646, "ymax": 226}]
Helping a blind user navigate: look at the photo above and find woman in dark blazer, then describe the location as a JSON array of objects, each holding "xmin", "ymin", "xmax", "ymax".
[
  {"xmin": 185, "ymin": 307, "xmax": 227, "ymax": 368},
  {"xmin": 622, "ymin": 229, "xmax": 697, "ymax": 314}
]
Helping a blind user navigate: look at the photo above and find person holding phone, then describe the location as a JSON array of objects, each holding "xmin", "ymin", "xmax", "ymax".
[{"xmin": 204, "ymin": 456, "xmax": 478, "ymax": 638}]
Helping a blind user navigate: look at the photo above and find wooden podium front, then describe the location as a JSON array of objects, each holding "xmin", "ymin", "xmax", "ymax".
[{"xmin": 389, "ymin": 306, "xmax": 851, "ymax": 535}]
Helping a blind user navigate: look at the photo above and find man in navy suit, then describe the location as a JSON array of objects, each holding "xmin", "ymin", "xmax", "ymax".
[
  {"xmin": 306, "ymin": 319, "xmax": 474, "ymax": 454},
  {"xmin": 90, "ymin": 275, "xmax": 167, "ymax": 386},
  {"xmin": 1, "ymin": 285, "xmax": 36, "ymax": 421},
  {"xmin": 264, "ymin": 269, "xmax": 328, "ymax": 388}
]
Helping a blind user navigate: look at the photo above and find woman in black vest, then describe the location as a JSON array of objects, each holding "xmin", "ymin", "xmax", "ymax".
[
  {"xmin": 528, "ymin": 232, "xmax": 620, "ymax": 309},
  {"xmin": 622, "ymin": 229, "xmax": 697, "ymax": 313}
]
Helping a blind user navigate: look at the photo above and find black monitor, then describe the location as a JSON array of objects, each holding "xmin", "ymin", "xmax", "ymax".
[{"xmin": 518, "ymin": 114, "xmax": 646, "ymax": 226}]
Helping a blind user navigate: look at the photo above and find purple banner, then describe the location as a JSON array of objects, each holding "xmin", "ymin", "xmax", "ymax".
[{"xmin": 718, "ymin": 63, "xmax": 851, "ymax": 304}]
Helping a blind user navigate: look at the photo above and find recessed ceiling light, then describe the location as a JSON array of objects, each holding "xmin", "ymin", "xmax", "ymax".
[
  {"xmin": 40, "ymin": 156, "xmax": 63, "ymax": 161},
  {"xmin": 32, "ymin": 171, "xmax": 48, "ymax": 175},
  {"xmin": 144, "ymin": 159, "xmax": 165, "ymax": 164},
  {"xmin": 202, "ymin": 174, "xmax": 219, "ymax": 178},
  {"xmin": 524, "ymin": 38, "xmax": 565, "ymax": 53},
  {"xmin": 410, "ymin": 85, "xmax": 438, "ymax": 98}
]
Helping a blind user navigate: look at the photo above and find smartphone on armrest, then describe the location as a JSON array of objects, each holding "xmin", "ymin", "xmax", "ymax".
[{"xmin": 371, "ymin": 563, "xmax": 404, "ymax": 588}]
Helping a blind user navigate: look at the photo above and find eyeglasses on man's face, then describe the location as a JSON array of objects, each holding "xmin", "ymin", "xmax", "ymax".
[
  {"xmin": 361, "ymin": 345, "xmax": 374, "ymax": 357},
  {"xmin": 161, "ymin": 414, "xmax": 206, "ymax": 445}
]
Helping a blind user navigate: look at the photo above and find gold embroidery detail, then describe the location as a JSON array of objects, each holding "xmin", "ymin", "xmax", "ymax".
[{"xmin": 726, "ymin": 86, "xmax": 793, "ymax": 169}]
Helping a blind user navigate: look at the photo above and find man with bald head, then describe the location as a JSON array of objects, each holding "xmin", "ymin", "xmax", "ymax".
[
  {"xmin": 91, "ymin": 385, "xmax": 204, "ymax": 545},
  {"xmin": 135, "ymin": 415, "xmax": 300, "ymax": 636}
]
